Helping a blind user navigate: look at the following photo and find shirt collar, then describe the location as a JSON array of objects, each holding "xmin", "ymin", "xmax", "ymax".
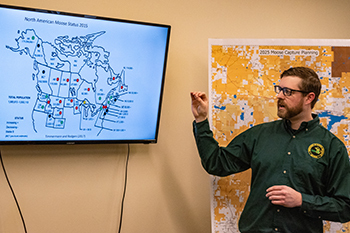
[{"xmin": 283, "ymin": 113, "xmax": 319, "ymax": 133}]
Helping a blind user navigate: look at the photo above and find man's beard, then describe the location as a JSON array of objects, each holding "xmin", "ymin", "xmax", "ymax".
[{"xmin": 277, "ymin": 99, "xmax": 303, "ymax": 119}]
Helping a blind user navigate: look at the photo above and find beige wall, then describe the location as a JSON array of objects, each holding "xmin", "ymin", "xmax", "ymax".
[{"xmin": 0, "ymin": 0, "xmax": 350, "ymax": 232}]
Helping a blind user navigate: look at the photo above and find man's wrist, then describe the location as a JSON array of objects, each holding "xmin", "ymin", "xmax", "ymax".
[{"xmin": 195, "ymin": 117, "xmax": 207, "ymax": 123}]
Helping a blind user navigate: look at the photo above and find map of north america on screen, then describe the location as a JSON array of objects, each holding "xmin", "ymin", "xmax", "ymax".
[{"xmin": 6, "ymin": 29, "xmax": 136, "ymax": 138}]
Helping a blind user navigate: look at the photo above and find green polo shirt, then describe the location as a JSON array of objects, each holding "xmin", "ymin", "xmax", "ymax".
[{"xmin": 193, "ymin": 115, "xmax": 350, "ymax": 233}]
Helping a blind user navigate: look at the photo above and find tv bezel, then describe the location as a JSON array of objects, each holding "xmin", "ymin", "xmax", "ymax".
[{"xmin": 0, "ymin": 4, "xmax": 171, "ymax": 145}]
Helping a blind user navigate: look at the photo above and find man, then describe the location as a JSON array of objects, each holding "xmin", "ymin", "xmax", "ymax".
[{"xmin": 191, "ymin": 67, "xmax": 350, "ymax": 233}]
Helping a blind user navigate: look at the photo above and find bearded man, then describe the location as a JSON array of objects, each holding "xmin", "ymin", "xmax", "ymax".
[{"xmin": 191, "ymin": 67, "xmax": 350, "ymax": 233}]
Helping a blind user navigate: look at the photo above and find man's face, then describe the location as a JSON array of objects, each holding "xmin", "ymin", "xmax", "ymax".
[{"xmin": 276, "ymin": 76, "xmax": 306, "ymax": 120}]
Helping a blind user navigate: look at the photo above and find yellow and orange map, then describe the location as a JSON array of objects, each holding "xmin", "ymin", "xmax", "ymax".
[{"xmin": 209, "ymin": 39, "xmax": 350, "ymax": 233}]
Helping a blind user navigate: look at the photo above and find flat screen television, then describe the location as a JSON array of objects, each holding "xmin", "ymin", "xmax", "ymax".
[{"xmin": 0, "ymin": 4, "xmax": 171, "ymax": 145}]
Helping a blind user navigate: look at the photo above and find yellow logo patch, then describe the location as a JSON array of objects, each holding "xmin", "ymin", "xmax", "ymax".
[{"xmin": 308, "ymin": 143, "xmax": 324, "ymax": 159}]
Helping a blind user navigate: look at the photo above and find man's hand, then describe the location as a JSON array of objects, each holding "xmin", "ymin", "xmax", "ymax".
[
  {"xmin": 266, "ymin": 185, "xmax": 302, "ymax": 208},
  {"xmin": 190, "ymin": 91, "xmax": 209, "ymax": 123}
]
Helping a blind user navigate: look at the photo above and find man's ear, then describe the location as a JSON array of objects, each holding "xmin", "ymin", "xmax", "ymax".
[{"xmin": 305, "ymin": 92, "xmax": 315, "ymax": 105}]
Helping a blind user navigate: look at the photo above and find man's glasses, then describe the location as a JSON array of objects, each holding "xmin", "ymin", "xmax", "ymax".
[{"xmin": 274, "ymin": 85, "xmax": 309, "ymax": 97}]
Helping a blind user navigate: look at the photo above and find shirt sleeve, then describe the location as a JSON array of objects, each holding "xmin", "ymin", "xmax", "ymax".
[
  {"xmin": 300, "ymin": 139, "xmax": 350, "ymax": 223},
  {"xmin": 193, "ymin": 119, "xmax": 251, "ymax": 177}
]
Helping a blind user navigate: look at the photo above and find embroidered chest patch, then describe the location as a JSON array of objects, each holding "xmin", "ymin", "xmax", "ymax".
[{"xmin": 308, "ymin": 143, "xmax": 325, "ymax": 159}]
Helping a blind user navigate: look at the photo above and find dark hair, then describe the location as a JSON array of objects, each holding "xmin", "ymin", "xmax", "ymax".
[{"xmin": 280, "ymin": 67, "xmax": 321, "ymax": 108}]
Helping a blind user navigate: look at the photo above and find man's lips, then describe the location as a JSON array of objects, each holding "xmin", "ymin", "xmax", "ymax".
[{"xmin": 278, "ymin": 101, "xmax": 286, "ymax": 109}]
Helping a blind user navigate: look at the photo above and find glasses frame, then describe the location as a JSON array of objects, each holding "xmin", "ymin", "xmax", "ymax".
[{"xmin": 274, "ymin": 85, "xmax": 309, "ymax": 97}]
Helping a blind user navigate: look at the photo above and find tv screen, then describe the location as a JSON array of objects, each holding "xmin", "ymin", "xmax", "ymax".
[{"xmin": 0, "ymin": 4, "xmax": 170, "ymax": 145}]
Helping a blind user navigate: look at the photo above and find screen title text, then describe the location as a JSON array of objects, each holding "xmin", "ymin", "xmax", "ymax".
[{"xmin": 24, "ymin": 17, "xmax": 88, "ymax": 28}]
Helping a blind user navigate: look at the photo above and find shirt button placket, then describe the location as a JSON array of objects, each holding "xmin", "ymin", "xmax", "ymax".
[{"xmin": 282, "ymin": 152, "xmax": 291, "ymax": 174}]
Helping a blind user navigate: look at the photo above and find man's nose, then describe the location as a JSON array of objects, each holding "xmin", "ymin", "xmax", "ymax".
[{"xmin": 276, "ymin": 91, "xmax": 284, "ymax": 99}]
